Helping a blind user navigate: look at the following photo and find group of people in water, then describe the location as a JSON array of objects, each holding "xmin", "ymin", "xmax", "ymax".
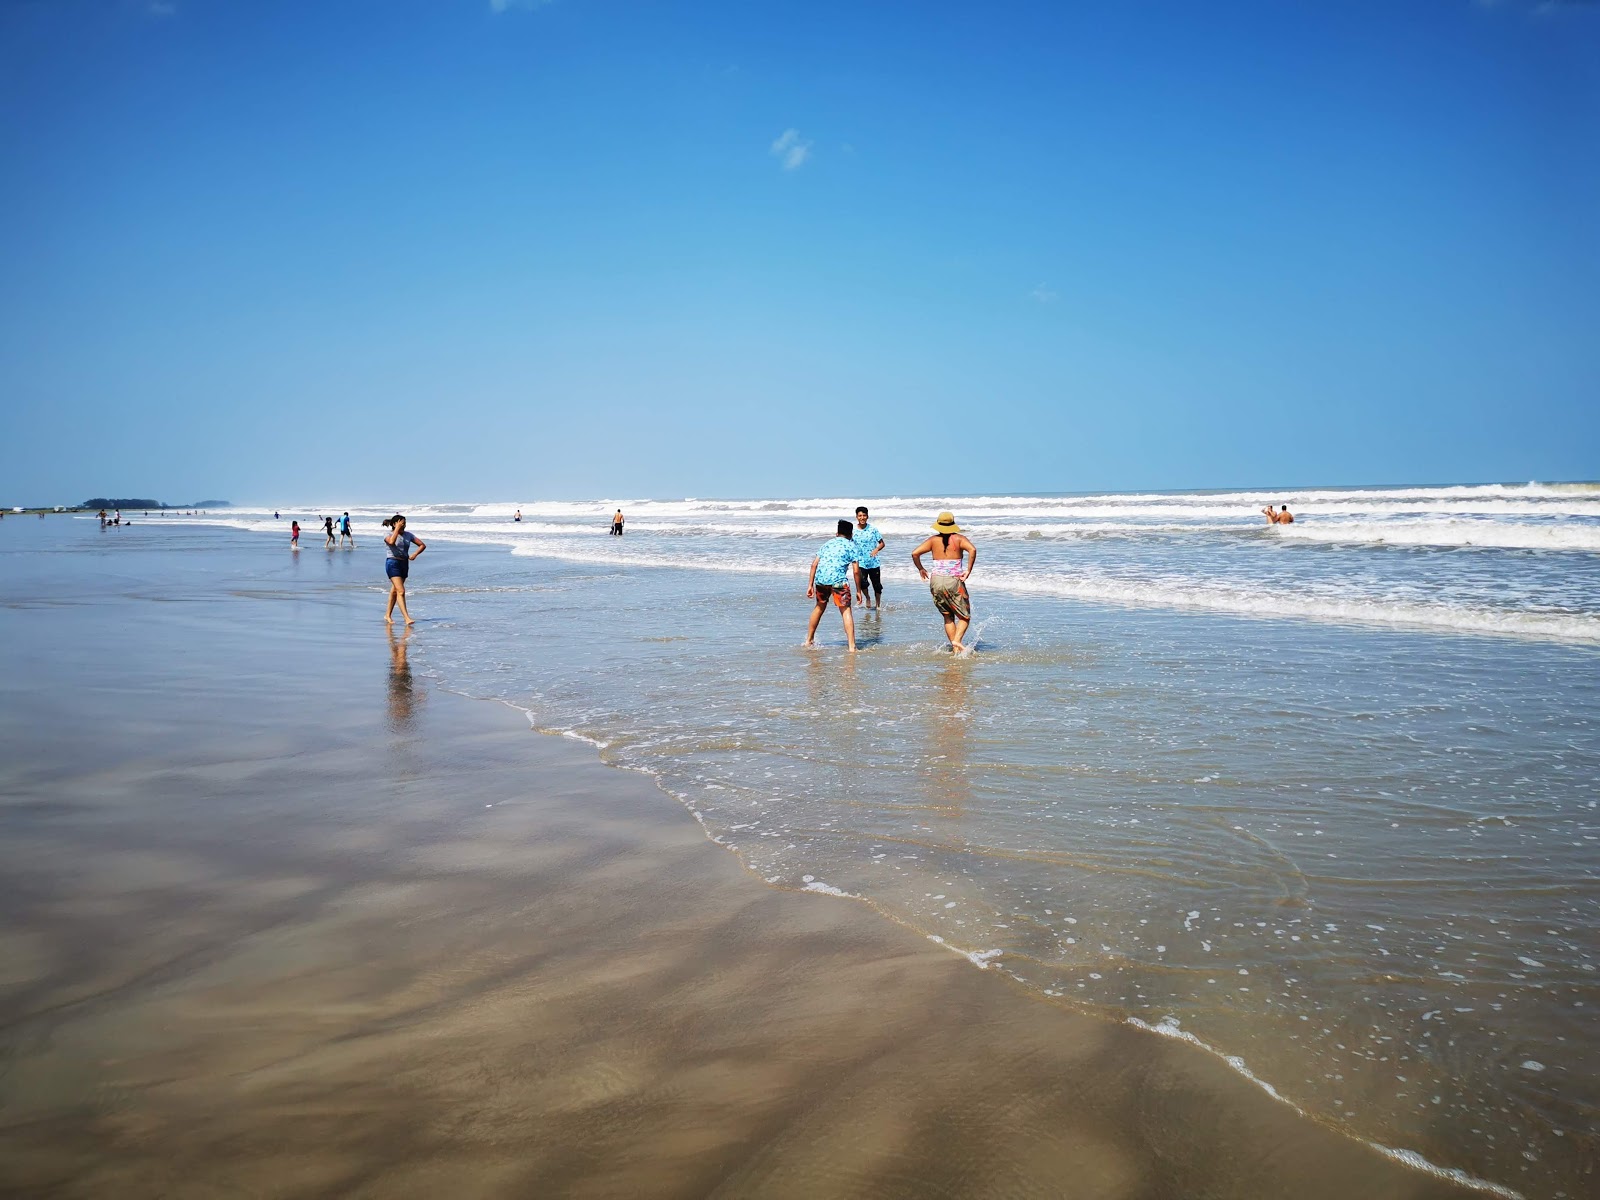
[
  {"xmin": 284, "ymin": 512, "xmax": 356, "ymax": 550},
  {"xmin": 285, "ymin": 499, "xmax": 1304, "ymax": 651},
  {"xmin": 806, "ymin": 506, "xmax": 978, "ymax": 654}
]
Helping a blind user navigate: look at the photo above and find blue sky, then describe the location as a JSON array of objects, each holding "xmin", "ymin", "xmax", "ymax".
[{"xmin": 2, "ymin": 0, "xmax": 1596, "ymax": 504}]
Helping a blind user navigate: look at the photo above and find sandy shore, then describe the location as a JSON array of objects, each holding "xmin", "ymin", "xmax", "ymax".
[{"xmin": 0, "ymin": 551, "xmax": 1479, "ymax": 1198}]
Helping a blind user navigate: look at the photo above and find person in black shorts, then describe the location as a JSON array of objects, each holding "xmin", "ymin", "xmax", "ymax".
[{"xmin": 852, "ymin": 506, "xmax": 886, "ymax": 610}]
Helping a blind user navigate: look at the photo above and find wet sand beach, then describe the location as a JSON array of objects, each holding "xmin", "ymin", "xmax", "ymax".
[{"xmin": 0, "ymin": 523, "xmax": 1483, "ymax": 1199}]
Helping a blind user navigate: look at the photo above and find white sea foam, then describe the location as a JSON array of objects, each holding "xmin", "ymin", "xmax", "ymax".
[
  {"xmin": 179, "ymin": 484, "xmax": 1600, "ymax": 646},
  {"xmin": 1126, "ymin": 1018, "xmax": 1524, "ymax": 1199},
  {"xmin": 1278, "ymin": 520, "xmax": 1600, "ymax": 552}
]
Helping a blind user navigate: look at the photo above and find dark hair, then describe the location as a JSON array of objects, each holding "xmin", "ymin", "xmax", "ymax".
[
  {"xmin": 382, "ymin": 513, "xmax": 405, "ymax": 529},
  {"xmin": 855, "ymin": 506, "xmax": 869, "ymax": 516},
  {"xmin": 1281, "ymin": 503, "xmax": 1290, "ymax": 509},
  {"xmin": 836, "ymin": 519, "xmax": 853, "ymax": 538}
]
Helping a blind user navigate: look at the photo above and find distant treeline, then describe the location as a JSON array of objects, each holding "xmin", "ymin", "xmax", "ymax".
[{"xmin": 81, "ymin": 498, "xmax": 231, "ymax": 509}]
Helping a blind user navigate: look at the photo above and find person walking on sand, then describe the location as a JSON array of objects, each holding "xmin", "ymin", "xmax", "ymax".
[
  {"xmin": 340, "ymin": 512, "xmax": 355, "ymax": 547},
  {"xmin": 852, "ymin": 506, "xmax": 886, "ymax": 610},
  {"xmin": 383, "ymin": 514, "xmax": 425, "ymax": 625},
  {"xmin": 805, "ymin": 519, "xmax": 861, "ymax": 651},
  {"xmin": 611, "ymin": 509, "xmax": 624, "ymax": 536},
  {"xmin": 290, "ymin": 520, "xmax": 300, "ymax": 549},
  {"xmin": 911, "ymin": 512, "xmax": 978, "ymax": 653}
]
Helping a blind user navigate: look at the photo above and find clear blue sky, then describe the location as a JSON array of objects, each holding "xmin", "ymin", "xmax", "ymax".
[{"xmin": 2, "ymin": 0, "xmax": 1596, "ymax": 505}]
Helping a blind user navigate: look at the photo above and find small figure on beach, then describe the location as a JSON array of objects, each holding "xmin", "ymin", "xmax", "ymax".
[
  {"xmin": 323, "ymin": 515, "xmax": 336, "ymax": 548},
  {"xmin": 290, "ymin": 520, "xmax": 300, "ymax": 549},
  {"xmin": 97, "ymin": 508, "xmax": 107, "ymax": 527},
  {"xmin": 382, "ymin": 514, "xmax": 425, "ymax": 625},
  {"xmin": 274, "ymin": 511, "xmax": 280, "ymax": 520},
  {"xmin": 611, "ymin": 509, "xmax": 624, "ymax": 536},
  {"xmin": 805, "ymin": 519, "xmax": 860, "ymax": 652},
  {"xmin": 911, "ymin": 512, "xmax": 978, "ymax": 653},
  {"xmin": 514, "ymin": 509, "xmax": 522, "ymax": 523},
  {"xmin": 853, "ymin": 506, "xmax": 886, "ymax": 610},
  {"xmin": 340, "ymin": 512, "xmax": 354, "ymax": 547}
]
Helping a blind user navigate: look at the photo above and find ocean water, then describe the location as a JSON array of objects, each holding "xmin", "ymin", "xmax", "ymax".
[{"xmin": 76, "ymin": 484, "xmax": 1600, "ymax": 1196}]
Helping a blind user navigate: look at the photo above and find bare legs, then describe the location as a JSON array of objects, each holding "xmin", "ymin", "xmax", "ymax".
[
  {"xmin": 946, "ymin": 614, "xmax": 970, "ymax": 653},
  {"xmin": 385, "ymin": 577, "xmax": 413, "ymax": 625},
  {"xmin": 804, "ymin": 596, "xmax": 857, "ymax": 651}
]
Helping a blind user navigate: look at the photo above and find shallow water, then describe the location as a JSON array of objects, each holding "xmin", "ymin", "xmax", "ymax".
[{"xmin": 20, "ymin": 485, "xmax": 1600, "ymax": 1198}]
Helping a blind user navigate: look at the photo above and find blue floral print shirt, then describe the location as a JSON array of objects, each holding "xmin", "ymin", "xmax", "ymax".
[
  {"xmin": 852, "ymin": 522, "xmax": 883, "ymax": 569},
  {"xmin": 813, "ymin": 536, "xmax": 860, "ymax": 587}
]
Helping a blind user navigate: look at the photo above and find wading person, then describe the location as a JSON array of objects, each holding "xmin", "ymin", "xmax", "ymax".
[
  {"xmin": 382, "ymin": 514, "xmax": 426, "ymax": 625},
  {"xmin": 805, "ymin": 519, "xmax": 860, "ymax": 651},
  {"xmin": 611, "ymin": 509, "xmax": 624, "ymax": 536},
  {"xmin": 853, "ymin": 505, "xmax": 886, "ymax": 610},
  {"xmin": 911, "ymin": 512, "xmax": 978, "ymax": 653},
  {"xmin": 323, "ymin": 515, "xmax": 336, "ymax": 548}
]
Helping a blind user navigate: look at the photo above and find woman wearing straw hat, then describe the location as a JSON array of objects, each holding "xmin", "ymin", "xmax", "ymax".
[{"xmin": 911, "ymin": 512, "xmax": 978, "ymax": 652}]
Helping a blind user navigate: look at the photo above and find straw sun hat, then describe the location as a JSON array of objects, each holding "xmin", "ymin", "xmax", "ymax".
[{"xmin": 931, "ymin": 512, "xmax": 961, "ymax": 533}]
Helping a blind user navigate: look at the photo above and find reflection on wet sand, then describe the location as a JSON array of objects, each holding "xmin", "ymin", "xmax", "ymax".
[
  {"xmin": 0, "ymin": 687, "xmax": 1478, "ymax": 1200},
  {"xmin": 925, "ymin": 656, "xmax": 972, "ymax": 817},
  {"xmin": 387, "ymin": 627, "xmax": 420, "ymax": 730}
]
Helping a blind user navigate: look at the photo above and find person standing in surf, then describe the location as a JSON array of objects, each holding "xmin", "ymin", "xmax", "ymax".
[
  {"xmin": 911, "ymin": 512, "xmax": 978, "ymax": 653},
  {"xmin": 852, "ymin": 506, "xmax": 886, "ymax": 610},
  {"xmin": 382, "ymin": 514, "xmax": 425, "ymax": 625},
  {"xmin": 323, "ymin": 515, "xmax": 336, "ymax": 548},
  {"xmin": 290, "ymin": 520, "xmax": 300, "ymax": 549},
  {"xmin": 805, "ymin": 519, "xmax": 860, "ymax": 652},
  {"xmin": 611, "ymin": 509, "xmax": 624, "ymax": 536},
  {"xmin": 340, "ymin": 512, "xmax": 355, "ymax": 547}
]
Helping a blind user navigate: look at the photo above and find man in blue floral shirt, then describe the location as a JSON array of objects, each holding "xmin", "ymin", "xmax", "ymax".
[
  {"xmin": 805, "ymin": 519, "xmax": 860, "ymax": 651},
  {"xmin": 852, "ymin": 505, "xmax": 886, "ymax": 609}
]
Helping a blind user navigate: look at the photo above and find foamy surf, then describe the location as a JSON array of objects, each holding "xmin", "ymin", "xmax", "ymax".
[{"xmin": 1126, "ymin": 1017, "xmax": 1524, "ymax": 1199}]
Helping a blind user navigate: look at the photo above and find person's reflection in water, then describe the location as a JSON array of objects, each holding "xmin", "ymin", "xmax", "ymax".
[
  {"xmin": 804, "ymin": 647, "xmax": 863, "ymax": 800},
  {"xmin": 925, "ymin": 656, "xmax": 973, "ymax": 818},
  {"xmin": 387, "ymin": 627, "xmax": 422, "ymax": 731}
]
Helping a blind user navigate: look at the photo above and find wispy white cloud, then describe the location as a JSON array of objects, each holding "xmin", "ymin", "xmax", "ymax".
[
  {"xmin": 1029, "ymin": 283, "xmax": 1059, "ymax": 304},
  {"xmin": 770, "ymin": 128, "xmax": 813, "ymax": 171}
]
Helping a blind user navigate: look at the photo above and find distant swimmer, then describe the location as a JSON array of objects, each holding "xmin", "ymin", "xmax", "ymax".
[
  {"xmin": 805, "ymin": 519, "xmax": 860, "ymax": 652},
  {"xmin": 1261, "ymin": 505, "xmax": 1278, "ymax": 524},
  {"xmin": 323, "ymin": 515, "xmax": 336, "ymax": 548},
  {"xmin": 1261, "ymin": 504, "xmax": 1296, "ymax": 525},
  {"xmin": 291, "ymin": 520, "xmax": 301, "ymax": 549},
  {"xmin": 1278, "ymin": 504, "xmax": 1294, "ymax": 524},
  {"xmin": 275, "ymin": 511, "xmax": 280, "ymax": 519},
  {"xmin": 382, "ymin": 513, "xmax": 425, "ymax": 625},
  {"xmin": 911, "ymin": 512, "xmax": 978, "ymax": 653},
  {"xmin": 853, "ymin": 506, "xmax": 886, "ymax": 610},
  {"xmin": 611, "ymin": 509, "xmax": 624, "ymax": 536},
  {"xmin": 514, "ymin": 509, "xmax": 522, "ymax": 523}
]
